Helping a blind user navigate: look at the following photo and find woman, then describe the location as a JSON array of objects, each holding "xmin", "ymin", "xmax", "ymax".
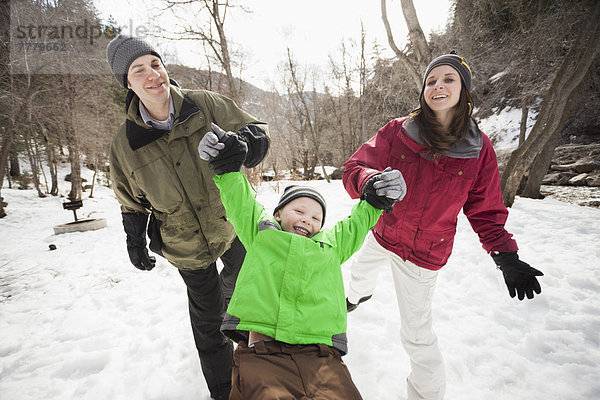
[{"xmin": 342, "ymin": 52, "xmax": 543, "ymax": 400}]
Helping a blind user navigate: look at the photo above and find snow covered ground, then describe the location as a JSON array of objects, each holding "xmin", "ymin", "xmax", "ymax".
[
  {"xmin": 477, "ymin": 106, "xmax": 537, "ymax": 150},
  {"xmin": 1, "ymin": 164, "xmax": 599, "ymax": 400}
]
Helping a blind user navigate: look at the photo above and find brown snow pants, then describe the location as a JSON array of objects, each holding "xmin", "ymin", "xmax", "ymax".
[{"xmin": 229, "ymin": 340, "xmax": 363, "ymax": 400}]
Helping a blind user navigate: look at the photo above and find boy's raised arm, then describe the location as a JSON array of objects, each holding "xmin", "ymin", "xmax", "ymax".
[
  {"xmin": 213, "ymin": 172, "xmax": 267, "ymax": 247},
  {"xmin": 199, "ymin": 124, "xmax": 271, "ymax": 246}
]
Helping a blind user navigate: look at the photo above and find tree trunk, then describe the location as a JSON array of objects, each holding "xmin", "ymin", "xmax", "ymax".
[
  {"xmin": 42, "ymin": 129, "xmax": 59, "ymax": 196},
  {"xmin": 519, "ymin": 106, "xmax": 528, "ymax": 146},
  {"xmin": 65, "ymin": 75, "xmax": 82, "ymax": 201},
  {"xmin": 0, "ymin": 124, "xmax": 12, "ymax": 186},
  {"xmin": 381, "ymin": 0, "xmax": 424, "ymax": 92},
  {"xmin": 521, "ymin": 81, "xmax": 584, "ymax": 199},
  {"xmin": 302, "ymin": 150, "xmax": 309, "ymax": 180},
  {"xmin": 359, "ymin": 23, "xmax": 367, "ymax": 144},
  {"xmin": 9, "ymin": 148, "xmax": 20, "ymax": 178},
  {"xmin": 0, "ymin": 0, "xmax": 9, "ymax": 217},
  {"xmin": 210, "ymin": 0, "xmax": 238, "ymax": 102},
  {"xmin": 500, "ymin": 2, "xmax": 600, "ymax": 207},
  {"xmin": 89, "ymin": 166, "xmax": 97, "ymax": 198},
  {"xmin": 25, "ymin": 99, "xmax": 45, "ymax": 197},
  {"xmin": 34, "ymin": 138, "xmax": 49, "ymax": 194},
  {"xmin": 0, "ymin": 115, "xmax": 14, "ymax": 219},
  {"xmin": 24, "ymin": 132, "xmax": 45, "ymax": 197},
  {"xmin": 521, "ymin": 149, "xmax": 550, "ymax": 199},
  {"xmin": 400, "ymin": 0, "xmax": 431, "ymax": 69},
  {"xmin": 67, "ymin": 138, "xmax": 82, "ymax": 201}
]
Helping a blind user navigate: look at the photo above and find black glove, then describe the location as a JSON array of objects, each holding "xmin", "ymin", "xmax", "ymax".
[
  {"xmin": 208, "ymin": 123, "xmax": 248, "ymax": 174},
  {"xmin": 236, "ymin": 125, "xmax": 270, "ymax": 168},
  {"xmin": 122, "ymin": 212, "xmax": 156, "ymax": 271},
  {"xmin": 361, "ymin": 167, "xmax": 406, "ymax": 213},
  {"xmin": 492, "ymin": 252, "xmax": 543, "ymax": 300}
]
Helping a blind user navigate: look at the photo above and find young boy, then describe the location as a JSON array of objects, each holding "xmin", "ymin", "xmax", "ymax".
[{"xmin": 198, "ymin": 123, "xmax": 406, "ymax": 399}]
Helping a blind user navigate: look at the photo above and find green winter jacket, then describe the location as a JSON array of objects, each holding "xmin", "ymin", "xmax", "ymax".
[
  {"xmin": 215, "ymin": 172, "xmax": 382, "ymax": 354},
  {"xmin": 110, "ymin": 85, "xmax": 267, "ymax": 269}
]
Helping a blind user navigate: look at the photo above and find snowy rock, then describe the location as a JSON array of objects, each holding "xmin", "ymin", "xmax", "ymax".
[
  {"xmin": 568, "ymin": 173, "xmax": 588, "ymax": 186},
  {"xmin": 550, "ymin": 164, "xmax": 574, "ymax": 172},
  {"xmin": 551, "ymin": 143, "xmax": 600, "ymax": 166},
  {"xmin": 330, "ymin": 168, "xmax": 344, "ymax": 180},
  {"xmin": 573, "ymin": 157, "xmax": 600, "ymax": 173},
  {"xmin": 542, "ymin": 173, "xmax": 561, "ymax": 184},
  {"xmin": 585, "ymin": 172, "xmax": 600, "ymax": 187},
  {"xmin": 550, "ymin": 156, "xmax": 600, "ymax": 173},
  {"xmin": 544, "ymin": 144, "xmax": 600, "ymax": 187},
  {"xmin": 556, "ymin": 173, "xmax": 577, "ymax": 185}
]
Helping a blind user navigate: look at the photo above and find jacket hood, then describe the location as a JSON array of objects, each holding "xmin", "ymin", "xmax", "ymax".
[{"xmin": 402, "ymin": 117, "xmax": 483, "ymax": 159}]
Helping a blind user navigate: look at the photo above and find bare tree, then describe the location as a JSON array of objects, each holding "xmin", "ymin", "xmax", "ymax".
[
  {"xmin": 359, "ymin": 22, "xmax": 367, "ymax": 144},
  {"xmin": 0, "ymin": 0, "xmax": 43, "ymax": 215},
  {"xmin": 500, "ymin": 2, "xmax": 600, "ymax": 206},
  {"xmin": 283, "ymin": 49, "xmax": 330, "ymax": 182},
  {"xmin": 156, "ymin": 0, "xmax": 247, "ymax": 103},
  {"xmin": 328, "ymin": 41, "xmax": 356, "ymax": 159},
  {"xmin": 380, "ymin": 0, "xmax": 428, "ymax": 92}
]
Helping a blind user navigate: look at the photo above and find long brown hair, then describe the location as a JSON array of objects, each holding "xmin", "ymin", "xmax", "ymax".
[{"xmin": 413, "ymin": 84, "xmax": 471, "ymax": 155}]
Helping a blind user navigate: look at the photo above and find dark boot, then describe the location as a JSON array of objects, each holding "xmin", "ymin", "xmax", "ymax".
[{"xmin": 346, "ymin": 295, "xmax": 372, "ymax": 312}]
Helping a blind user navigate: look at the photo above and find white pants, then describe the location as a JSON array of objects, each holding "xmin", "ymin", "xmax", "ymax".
[{"xmin": 348, "ymin": 232, "xmax": 446, "ymax": 400}]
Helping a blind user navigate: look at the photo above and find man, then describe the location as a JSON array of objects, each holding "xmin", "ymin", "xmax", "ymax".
[{"xmin": 106, "ymin": 34, "xmax": 269, "ymax": 400}]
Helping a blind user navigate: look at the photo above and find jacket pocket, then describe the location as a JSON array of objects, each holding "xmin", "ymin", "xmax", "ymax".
[
  {"xmin": 437, "ymin": 158, "xmax": 477, "ymax": 202},
  {"xmin": 132, "ymin": 154, "xmax": 185, "ymax": 213},
  {"xmin": 412, "ymin": 228, "xmax": 456, "ymax": 267},
  {"xmin": 158, "ymin": 210, "xmax": 208, "ymax": 265}
]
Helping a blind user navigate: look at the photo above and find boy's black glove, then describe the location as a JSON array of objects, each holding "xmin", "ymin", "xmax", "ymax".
[
  {"xmin": 199, "ymin": 123, "xmax": 248, "ymax": 174},
  {"xmin": 361, "ymin": 167, "xmax": 407, "ymax": 213},
  {"xmin": 492, "ymin": 251, "xmax": 543, "ymax": 300},
  {"xmin": 236, "ymin": 125, "xmax": 270, "ymax": 168},
  {"xmin": 122, "ymin": 212, "xmax": 156, "ymax": 271}
]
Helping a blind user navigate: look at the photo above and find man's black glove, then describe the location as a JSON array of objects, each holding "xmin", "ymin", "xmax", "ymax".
[
  {"xmin": 361, "ymin": 167, "xmax": 407, "ymax": 213},
  {"xmin": 200, "ymin": 123, "xmax": 248, "ymax": 174},
  {"xmin": 122, "ymin": 212, "xmax": 156, "ymax": 271},
  {"xmin": 492, "ymin": 252, "xmax": 543, "ymax": 300},
  {"xmin": 236, "ymin": 125, "xmax": 269, "ymax": 168}
]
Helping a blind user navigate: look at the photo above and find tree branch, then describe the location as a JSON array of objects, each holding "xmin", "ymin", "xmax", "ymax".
[{"xmin": 381, "ymin": 0, "xmax": 422, "ymax": 91}]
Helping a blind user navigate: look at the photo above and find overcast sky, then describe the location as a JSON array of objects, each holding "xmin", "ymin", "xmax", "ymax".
[{"xmin": 94, "ymin": 0, "xmax": 453, "ymax": 90}]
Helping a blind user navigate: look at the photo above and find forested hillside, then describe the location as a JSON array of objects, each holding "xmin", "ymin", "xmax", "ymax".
[{"xmin": 1, "ymin": 0, "xmax": 598, "ymax": 217}]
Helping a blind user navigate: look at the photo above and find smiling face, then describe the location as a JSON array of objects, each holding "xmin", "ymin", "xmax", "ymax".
[
  {"xmin": 423, "ymin": 64, "xmax": 462, "ymax": 120},
  {"xmin": 274, "ymin": 197, "xmax": 323, "ymax": 238},
  {"xmin": 126, "ymin": 54, "xmax": 170, "ymax": 114}
]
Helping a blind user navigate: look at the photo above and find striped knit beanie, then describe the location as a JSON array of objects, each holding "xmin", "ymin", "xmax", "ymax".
[{"xmin": 274, "ymin": 185, "xmax": 327, "ymax": 227}]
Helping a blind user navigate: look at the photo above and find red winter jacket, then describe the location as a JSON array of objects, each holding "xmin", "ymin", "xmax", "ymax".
[{"xmin": 343, "ymin": 117, "xmax": 518, "ymax": 270}]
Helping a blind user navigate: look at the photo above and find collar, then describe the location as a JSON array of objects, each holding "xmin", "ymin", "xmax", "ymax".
[
  {"xmin": 402, "ymin": 117, "xmax": 483, "ymax": 159},
  {"xmin": 125, "ymin": 84, "xmax": 201, "ymax": 150},
  {"xmin": 139, "ymin": 96, "xmax": 175, "ymax": 131}
]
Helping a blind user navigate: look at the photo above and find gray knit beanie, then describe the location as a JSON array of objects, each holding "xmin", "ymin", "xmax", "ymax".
[
  {"xmin": 106, "ymin": 35, "xmax": 163, "ymax": 88},
  {"xmin": 274, "ymin": 185, "xmax": 327, "ymax": 227}
]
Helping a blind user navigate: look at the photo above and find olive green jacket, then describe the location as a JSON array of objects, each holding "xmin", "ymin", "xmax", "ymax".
[{"xmin": 110, "ymin": 85, "xmax": 267, "ymax": 269}]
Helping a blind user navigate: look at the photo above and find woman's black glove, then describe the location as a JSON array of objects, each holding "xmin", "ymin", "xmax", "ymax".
[
  {"xmin": 199, "ymin": 123, "xmax": 248, "ymax": 174},
  {"xmin": 122, "ymin": 212, "xmax": 156, "ymax": 271},
  {"xmin": 492, "ymin": 252, "xmax": 543, "ymax": 300},
  {"xmin": 361, "ymin": 167, "xmax": 407, "ymax": 213}
]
